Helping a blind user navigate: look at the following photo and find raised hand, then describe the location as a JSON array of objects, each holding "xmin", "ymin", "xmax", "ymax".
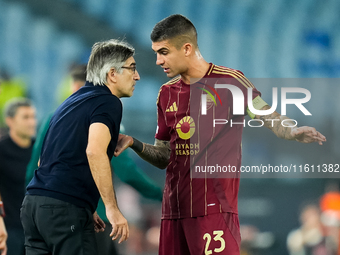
[{"xmin": 291, "ymin": 126, "xmax": 326, "ymax": 145}]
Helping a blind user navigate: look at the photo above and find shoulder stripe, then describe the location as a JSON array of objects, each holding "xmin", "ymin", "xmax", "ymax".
[
  {"xmin": 213, "ymin": 66, "xmax": 254, "ymax": 88},
  {"xmin": 213, "ymin": 65, "xmax": 235, "ymax": 72},
  {"xmin": 207, "ymin": 64, "xmax": 215, "ymax": 76},
  {"xmin": 163, "ymin": 76, "xmax": 181, "ymax": 86},
  {"xmin": 212, "ymin": 70, "xmax": 253, "ymax": 89},
  {"xmin": 157, "ymin": 76, "xmax": 181, "ymax": 104},
  {"xmin": 156, "ymin": 87, "xmax": 162, "ymax": 105},
  {"xmin": 212, "ymin": 66, "xmax": 254, "ymax": 89}
]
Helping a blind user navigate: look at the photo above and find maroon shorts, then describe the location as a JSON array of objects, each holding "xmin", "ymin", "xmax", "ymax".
[{"xmin": 159, "ymin": 212, "xmax": 241, "ymax": 255}]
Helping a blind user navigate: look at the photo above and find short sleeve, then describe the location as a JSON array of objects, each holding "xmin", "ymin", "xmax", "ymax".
[
  {"xmin": 231, "ymin": 71, "xmax": 261, "ymax": 113},
  {"xmin": 90, "ymin": 95, "xmax": 122, "ymax": 143},
  {"xmin": 215, "ymin": 70, "xmax": 261, "ymax": 119}
]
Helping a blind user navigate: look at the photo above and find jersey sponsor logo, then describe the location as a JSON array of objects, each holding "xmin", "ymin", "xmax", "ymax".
[
  {"xmin": 175, "ymin": 142, "xmax": 200, "ymax": 156},
  {"xmin": 175, "ymin": 116, "xmax": 199, "ymax": 156},
  {"xmin": 176, "ymin": 116, "xmax": 195, "ymax": 140},
  {"xmin": 166, "ymin": 102, "xmax": 178, "ymax": 112}
]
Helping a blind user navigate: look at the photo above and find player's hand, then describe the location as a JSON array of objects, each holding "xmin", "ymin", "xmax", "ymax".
[
  {"xmin": 93, "ymin": 211, "xmax": 105, "ymax": 233},
  {"xmin": 114, "ymin": 134, "xmax": 133, "ymax": 157},
  {"xmin": 107, "ymin": 208, "xmax": 129, "ymax": 244},
  {"xmin": 291, "ymin": 126, "xmax": 326, "ymax": 145},
  {"xmin": 0, "ymin": 217, "xmax": 7, "ymax": 255}
]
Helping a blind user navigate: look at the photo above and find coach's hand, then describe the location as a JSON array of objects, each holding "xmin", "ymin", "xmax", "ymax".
[
  {"xmin": 114, "ymin": 134, "xmax": 133, "ymax": 157},
  {"xmin": 93, "ymin": 211, "xmax": 105, "ymax": 233},
  {"xmin": 107, "ymin": 208, "xmax": 129, "ymax": 244},
  {"xmin": 0, "ymin": 217, "xmax": 7, "ymax": 255},
  {"xmin": 291, "ymin": 126, "xmax": 326, "ymax": 145}
]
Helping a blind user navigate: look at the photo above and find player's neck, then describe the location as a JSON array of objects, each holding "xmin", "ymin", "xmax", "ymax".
[
  {"xmin": 9, "ymin": 130, "xmax": 31, "ymax": 148},
  {"xmin": 181, "ymin": 58, "xmax": 210, "ymax": 85}
]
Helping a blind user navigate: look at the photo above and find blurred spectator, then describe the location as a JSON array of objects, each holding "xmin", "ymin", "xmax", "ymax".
[
  {"xmin": 116, "ymin": 185, "xmax": 144, "ymax": 254},
  {"xmin": 115, "ymin": 189, "xmax": 162, "ymax": 255},
  {"xmin": 320, "ymin": 186, "xmax": 340, "ymax": 219},
  {"xmin": 320, "ymin": 183, "xmax": 340, "ymax": 255},
  {"xmin": 69, "ymin": 64, "xmax": 88, "ymax": 93},
  {"xmin": 0, "ymin": 68, "xmax": 27, "ymax": 129},
  {"xmin": 0, "ymin": 98, "xmax": 36, "ymax": 255},
  {"xmin": 287, "ymin": 203, "xmax": 337, "ymax": 255},
  {"xmin": 240, "ymin": 225, "xmax": 275, "ymax": 255}
]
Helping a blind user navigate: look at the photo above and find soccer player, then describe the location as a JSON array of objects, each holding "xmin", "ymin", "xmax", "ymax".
[
  {"xmin": 21, "ymin": 39, "xmax": 140, "ymax": 255},
  {"xmin": 115, "ymin": 14, "xmax": 326, "ymax": 255}
]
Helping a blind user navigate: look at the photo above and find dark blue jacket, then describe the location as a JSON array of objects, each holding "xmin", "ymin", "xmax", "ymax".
[{"xmin": 27, "ymin": 82, "xmax": 122, "ymax": 213}]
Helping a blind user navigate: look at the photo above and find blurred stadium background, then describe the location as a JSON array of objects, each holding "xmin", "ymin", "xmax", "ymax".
[{"xmin": 0, "ymin": 0, "xmax": 339, "ymax": 254}]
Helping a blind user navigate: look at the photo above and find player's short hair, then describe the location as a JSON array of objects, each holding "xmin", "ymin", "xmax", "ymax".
[
  {"xmin": 86, "ymin": 39, "xmax": 135, "ymax": 86},
  {"xmin": 70, "ymin": 64, "xmax": 87, "ymax": 82},
  {"xmin": 150, "ymin": 14, "xmax": 198, "ymax": 49},
  {"xmin": 4, "ymin": 98, "xmax": 34, "ymax": 118}
]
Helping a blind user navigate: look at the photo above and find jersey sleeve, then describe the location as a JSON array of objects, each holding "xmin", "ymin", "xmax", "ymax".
[
  {"xmin": 240, "ymin": 76, "xmax": 263, "ymax": 118},
  {"xmin": 234, "ymin": 70, "xmax": 261, "ymax": 113},
  {"xmin": 220, "ymin": 70, "xmax": 262, "ymax": 118},
  {"xmin": 90, "ymin": 95, "xmax": 122, "ymax": 145},
  {"xmin": 155, "ymin": 86, "xmax": 171, "ymax": 141},
  {"xmin": 232, "ymin": 72, "xmax": 268, "ymax": 119}
]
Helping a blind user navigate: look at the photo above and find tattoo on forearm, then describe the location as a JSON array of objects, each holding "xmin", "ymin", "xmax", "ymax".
[
  {"xmin": 137, "ymin": 139, "xmax": 170, "ymax": 169},
  {"xmin": 258, "ymin": 106, "xmax": 295, "ymax": 140}
]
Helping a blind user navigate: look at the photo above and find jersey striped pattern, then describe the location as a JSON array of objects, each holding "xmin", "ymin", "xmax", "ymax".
[
  {"xmin": 210, "ymin": 64, "xmax": 255, "ymax": 89},
  {"xmin": 155, "ymin": 63, "xmax": 261, "ymax": 220}
]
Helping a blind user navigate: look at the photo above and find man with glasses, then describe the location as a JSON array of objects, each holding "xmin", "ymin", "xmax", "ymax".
[
  {"xmin": 25, "ymin": 64, "xmax": 163, "ymax": 255},
  {"xmin": 21, "ymin": 39, "xmax": 140, "ymax": 255}
]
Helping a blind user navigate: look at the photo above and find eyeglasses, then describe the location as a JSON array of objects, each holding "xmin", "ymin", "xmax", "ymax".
[{"xmin": 121, "ymin": 66, "xmax": 137, "ymax": 74}]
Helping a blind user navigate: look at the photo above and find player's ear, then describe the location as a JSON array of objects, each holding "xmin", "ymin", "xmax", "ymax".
[
  {"xmin": 183, "ymin": 43, "xmax": 193, "ymax": 57},
  {"xmin": 107, "ymin": 68, "xmax": 117, "ymax": 84},
  {"xmin": 5, "ymin": 116, "xmax": 13, "ymax": 128}
]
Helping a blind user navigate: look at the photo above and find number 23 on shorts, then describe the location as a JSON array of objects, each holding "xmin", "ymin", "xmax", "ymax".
[{"xmin": 203, "ymin": 230, "xmax": 226, "ymax": 254}]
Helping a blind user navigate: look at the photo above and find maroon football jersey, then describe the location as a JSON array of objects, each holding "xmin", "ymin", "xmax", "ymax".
[{"xmin": 156, "ymin": 63, "xmax": 261, "ymax": 219}]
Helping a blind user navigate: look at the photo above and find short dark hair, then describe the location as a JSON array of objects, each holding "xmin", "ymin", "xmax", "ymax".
[
  {"xmin": 4, "ymin": 98, "xmax": 34, "ymax": 118},
  {"xmin": 70, "ymin": 64, "xmax": 87, "ymax": 82},
  {"xmin": 150, "ymin": 14, "xmax": 198, "ymax": 49}
]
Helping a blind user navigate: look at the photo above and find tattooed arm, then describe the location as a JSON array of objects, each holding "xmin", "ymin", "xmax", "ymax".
[
  {"xmin": 114, "ymin": 134, "xmax": 170, "ymax": 169},
  {"xmin": 255, "ymin": 105, "xmax": 326, "ymax": 145}
]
